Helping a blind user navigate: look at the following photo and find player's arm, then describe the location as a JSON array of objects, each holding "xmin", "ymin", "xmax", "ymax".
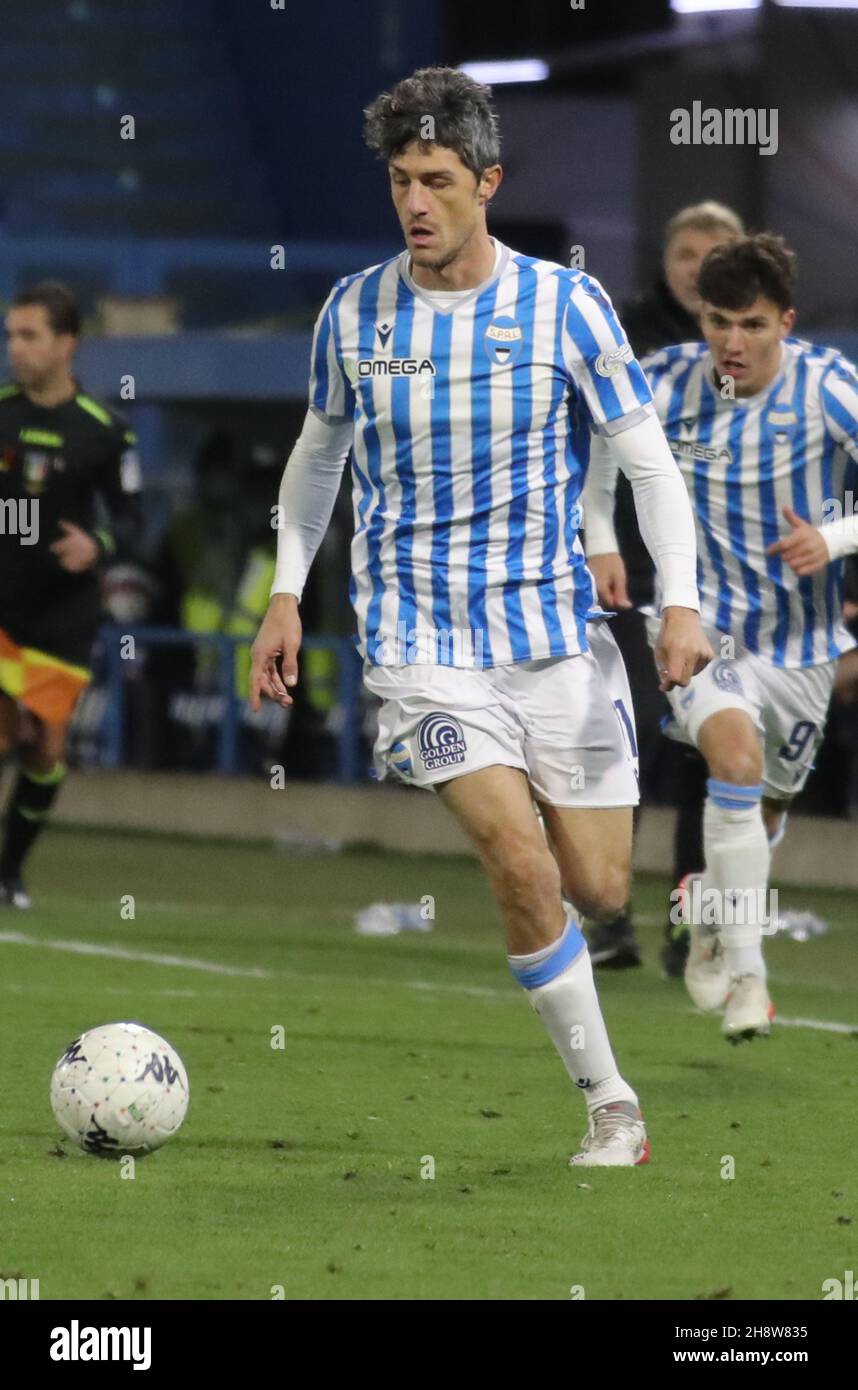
[
  {"xmin": 52, "ymin": 428, "xmax": 143, "ymax": 573},
  {"xmin": 767, "ymin": 359, "xmax": 858, "ymax": 576},
  {"xmin": 562, "ymin": 278, "xmax": 710, "ymax": 689},
  {"xmin": 580, "ymin": 436, "xmax": 628, "ymax": 609},
  {"xmin": 250, "ymin": 408, "xmax": 353, "ymax": 711},
  {"xmin": 583, "ymin": 417, "xmax": 712, "ymax": 689},
  {"xmin": 252, "ymin": 282, "xmax": 355, "ymax": 710}
]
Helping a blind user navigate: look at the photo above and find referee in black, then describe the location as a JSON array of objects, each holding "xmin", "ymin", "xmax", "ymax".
[{"xmin": 0, "ymin": 282, "xmax": 142, "ymax": 906}]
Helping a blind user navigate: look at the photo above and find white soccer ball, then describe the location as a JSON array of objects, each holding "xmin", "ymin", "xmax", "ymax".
[{"xmin": 50, "ymin": 1022, "xmax": 189, "ymax": 1157}]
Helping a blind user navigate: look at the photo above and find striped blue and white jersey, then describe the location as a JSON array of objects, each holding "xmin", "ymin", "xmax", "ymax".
[
  {"xmin": 310, "ymin": 239, "xmax": 654, "ymax": 667},
  {"xmin": 641, "ymin": 338, "xmax": 858, "ymax": 668}
]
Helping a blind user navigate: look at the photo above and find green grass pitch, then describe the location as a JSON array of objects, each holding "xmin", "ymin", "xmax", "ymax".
[{"xmin": 1, "ymin": 826, "xmax": 856, "ymax": 1301}]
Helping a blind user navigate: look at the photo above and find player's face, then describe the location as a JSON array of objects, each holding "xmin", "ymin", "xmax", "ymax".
[
  {"xmin": 664, "ymin": 228, "xmax": 733, "ymax": 316},
  {"xmin": 5, "ymin": 305, "xmax": 75, "ymax": 389},
  {"xmin": 388, "ymin": 141, "xmax": 499, "ymax": 273},
  {"xmin": 701, "ymin": 295, "xmax": 796, "ymax": 397}
]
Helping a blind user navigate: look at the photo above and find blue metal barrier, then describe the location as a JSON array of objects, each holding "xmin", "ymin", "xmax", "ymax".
[
  {"xmin": 97, "ymin": 624, "xmax": 364, "ymax": 782},
  {"xmin": 0, "ymin": 234, "xmax": 399, "ymax": 300}
]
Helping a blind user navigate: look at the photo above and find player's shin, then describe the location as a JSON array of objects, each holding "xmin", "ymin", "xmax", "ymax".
[
  {"xmin": 508, "ymin": 916, "xmax": 638, "ymax": 1112},
  {"xmin": 702, "ymin": 780, "xmax": 770, "ymax": 978}
]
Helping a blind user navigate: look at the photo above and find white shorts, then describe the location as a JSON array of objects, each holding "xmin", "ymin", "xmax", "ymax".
[
  {"xmin": 646, "ymin": 619, "xmax": 836, "ymax": 799},
  {"xmin": 364, "ymin": 620, "xmax": 640, "ymax": 809}
]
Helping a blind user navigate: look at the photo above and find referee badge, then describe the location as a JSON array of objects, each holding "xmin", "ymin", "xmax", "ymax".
[
  {"xmin": 22, "ymin": 450, "xmax": 50, "ymax": 492},
  {"xmin": 484, "ymin": 316, "xmax": 523, "ymax": 368}
]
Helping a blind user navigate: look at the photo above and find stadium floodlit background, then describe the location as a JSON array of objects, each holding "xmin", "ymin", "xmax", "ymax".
[
  {"xmin": 2, "ymin": 0, "xmax": 858, "ymax": 801},
  {"xmin": 2, "ymin": 0, "xmax": 858, "ymax": 1308}
]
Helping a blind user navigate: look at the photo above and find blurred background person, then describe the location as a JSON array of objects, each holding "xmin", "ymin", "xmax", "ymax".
[
  {"xmin": 0, "ymin": 281, "xmax": 142, "ymax": 906},
  {"xmin": 829, "ymin": 556, "xmax": 858, "ymax": 816},
  {"xmin": 586, "ymin": 202, "xmax": 745, "ymax": 973}
]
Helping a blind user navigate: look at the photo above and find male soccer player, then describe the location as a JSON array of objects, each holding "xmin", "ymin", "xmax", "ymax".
[
  {"xmin": 584, "ymin": 234, "xmax": 858, "ymax": 1042},
  {"xmin": 250, "ymin": 68, "xmax": 710, "ymax": 1165},
  {"xmin": 0, "ymin": 282, "xmax": 142, "ymax": 905}
]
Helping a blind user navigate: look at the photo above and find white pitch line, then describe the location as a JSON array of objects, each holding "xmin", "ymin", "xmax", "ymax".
[
  {"xmin": 406, "ymin": 978, "xmax": 506, "ymax": 1000},
  {"xmin": 0, "ymin": 929, "xmax": 501, "ymax": 998},
  {"xmin": 0, "ymin": 930, "xmax": 272, "ymax": 979},
  {"xmin": 774, "ymin": 1014, "xmax": 857, "ymax": 1036},
  {"xmin": 1, "ymin": 930, "xmax": 856, "ymax": 1034}
]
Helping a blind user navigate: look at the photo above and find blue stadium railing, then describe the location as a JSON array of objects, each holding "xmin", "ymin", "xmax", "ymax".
[
  {"xmin": 96, "ymin": 625, "xmax": 364, "ymax": 782},
  {"xmin": 0, "ymin": 233, "xmax": 398, "ymax": 297}
]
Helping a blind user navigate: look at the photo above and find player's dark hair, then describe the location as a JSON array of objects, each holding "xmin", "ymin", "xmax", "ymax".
[
  {"xmin": 697, "ymin": 234, "xmax": 797, "ymax": 314},
  {"xmin": 363, "ymin": 66, "xmax": 501, "ymax": 180},
  {"xmin": 12, "ymin": 281, "xmax": 81, "ymax": 336}
]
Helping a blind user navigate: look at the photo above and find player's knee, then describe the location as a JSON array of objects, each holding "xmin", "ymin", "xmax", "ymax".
[
  {"xmin": 706, "ymin": 745, "xmax": 763, "ymax": 787},
  {"xmin": 571, "ymin": 864, "xmax": 629, "ymax": 922},
  {"xmin": 491, "ymin": 837, "xmax": 561, "ymax": 916}
]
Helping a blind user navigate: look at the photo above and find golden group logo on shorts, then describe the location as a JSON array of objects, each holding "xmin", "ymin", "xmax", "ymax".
[{"xmin": 417, "ymin": 713, "xmax": 467, "ymax": 770}]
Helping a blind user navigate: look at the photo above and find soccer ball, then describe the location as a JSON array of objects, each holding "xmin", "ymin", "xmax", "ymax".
[{"xmin": 50, "ymin": 1021, "xmax": 189, "ymax": 1157}]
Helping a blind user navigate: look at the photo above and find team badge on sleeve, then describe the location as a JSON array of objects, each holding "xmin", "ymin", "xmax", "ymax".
[
  {"xmin": 484, "ymin": 317, "xmax": 524, "ymax": 368},
  {"xmin": 594, "ymin": 342, "xmax": 634, "ymax": 378}
]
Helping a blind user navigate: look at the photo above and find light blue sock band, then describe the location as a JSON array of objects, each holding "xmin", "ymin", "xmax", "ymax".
[
  {"xmin": 508, "ymin": 917, "xmax": 587, "ymax": 990},
  {"xmin": 707, "ymin": 777, "xmax": 763, "ymax": 812}
]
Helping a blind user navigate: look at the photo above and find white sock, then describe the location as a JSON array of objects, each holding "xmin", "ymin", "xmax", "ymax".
[
  {"xmin": 729, "ymin": 943, "xmax": 767, "ymax": 976},
  {"xmin": 509, "ymin": 920, "xmax": 638, "ymax": 1114},
  {"xmin": 703, "ymin": 779, "xmax": 769, "ymax": 980}
]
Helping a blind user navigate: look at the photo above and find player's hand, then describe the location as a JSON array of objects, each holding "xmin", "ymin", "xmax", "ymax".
[
  {"xmin": 250, "ymin": 593, "xmax": 302, "ymax": 711},
  {"xmin": 50, "ymin": 520, "xmax": 100, "ymax": 572},
  {"xmin": 654, "ymin": 608, "xmax": 713, "ymax": 692},
  {"xmin": 588, "ymin": 552, "xmax": 632, "ymax": 610},
  {"xmin": 766, "ymin": 505, "xmax": 829, "ymax": 577}
]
